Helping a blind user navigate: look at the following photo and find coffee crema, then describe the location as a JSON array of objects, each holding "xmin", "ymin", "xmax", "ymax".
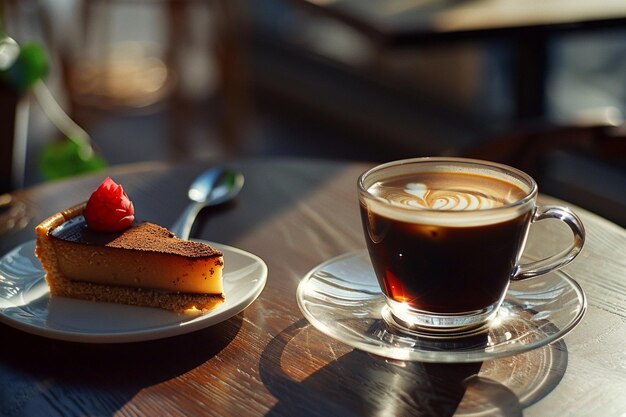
[
  {"xmin": 368, "ymin": 171, "xmax": 527, "ymax": 212},
  {"xmin": 365, "ymin": 171, "xmax": 529, "ymax": 228}
]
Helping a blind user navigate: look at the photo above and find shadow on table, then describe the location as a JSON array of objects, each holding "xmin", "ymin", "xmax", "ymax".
[
  {"xmin": 0, "ymin": 314, "xmax": 243, "ymax": 417},
  {"xmin": 259, "ymin": 319, "xmax": 568, "ymax": 417}
]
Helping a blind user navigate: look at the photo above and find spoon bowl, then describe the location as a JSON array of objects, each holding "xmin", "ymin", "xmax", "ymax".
[{"xmin": 171, "ymin": 167, "xmax": 244, "ymax": 240}]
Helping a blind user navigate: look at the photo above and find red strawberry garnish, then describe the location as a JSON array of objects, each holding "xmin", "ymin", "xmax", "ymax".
[{"xmin": 84, "ymin": 177, "xmax": 135, "ymax": 232}]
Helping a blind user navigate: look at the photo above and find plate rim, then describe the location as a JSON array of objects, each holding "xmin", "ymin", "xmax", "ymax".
[
  {"xmin": 0, "ymin": 240, "xmax": 267, "ymax": 343},
  {"xmin": 297, "ymin": 249, "xmax": 587, "ymax": 363}
]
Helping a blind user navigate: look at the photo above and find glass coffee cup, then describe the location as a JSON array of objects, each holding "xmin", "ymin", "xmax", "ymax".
[{"xmin": 358, "ymin": 157, "xmax": 585, "ymax": 336}]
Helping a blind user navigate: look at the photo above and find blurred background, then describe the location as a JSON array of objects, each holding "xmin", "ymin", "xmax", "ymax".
[{"xmin": 1, "ymin": 0, "xmax": 625, "ymax": 226}]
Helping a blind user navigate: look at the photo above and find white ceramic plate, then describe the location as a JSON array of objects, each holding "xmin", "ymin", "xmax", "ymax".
[{"xmin": 0, "ymin": 240, "xmax": 267, "ymax": 343}]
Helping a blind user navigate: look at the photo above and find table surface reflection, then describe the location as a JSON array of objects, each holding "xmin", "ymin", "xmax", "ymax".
[{"xmin": 0, "ymin": 158, "xmax": 625, "ymax": 417}]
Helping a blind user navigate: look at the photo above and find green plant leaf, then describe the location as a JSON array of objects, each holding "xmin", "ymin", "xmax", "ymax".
[
  {"xmin": 0, "ymin": 41, "xmax": 48, "ymax": 92},
  {"xmin": 39, "ymin": 137, "xmax": 108, "ymax": 181}
]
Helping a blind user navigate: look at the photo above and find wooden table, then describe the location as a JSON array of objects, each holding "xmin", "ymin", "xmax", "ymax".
[{"xmin": 1, "ymin": 158, "xmax": 625, "ymax": 416}]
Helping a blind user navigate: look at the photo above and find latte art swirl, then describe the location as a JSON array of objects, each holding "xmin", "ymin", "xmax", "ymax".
[
  {"xmin": 370, "ymin": 181, "xmax": 508, "ymax": 211},
  {"xmin": 363, "ymin": 168, "xmax": 531, "ymax": 227}
]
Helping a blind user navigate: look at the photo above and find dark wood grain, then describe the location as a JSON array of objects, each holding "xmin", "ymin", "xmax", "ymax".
[{"xmin": 1, "ymin": 158, "xmax": 624, "ymax": 417}]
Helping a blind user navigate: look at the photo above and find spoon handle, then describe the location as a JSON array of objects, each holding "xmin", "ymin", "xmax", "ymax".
[{"xmin": 170, "ymin": 201, "xmax": 205, "ymax": 240}]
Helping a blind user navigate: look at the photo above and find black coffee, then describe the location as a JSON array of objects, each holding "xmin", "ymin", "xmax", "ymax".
[{"xmin": 360, "ymin": 171, "xmax": 531, "ymax": 313}]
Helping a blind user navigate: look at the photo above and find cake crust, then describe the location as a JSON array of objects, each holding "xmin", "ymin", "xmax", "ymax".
[{"xmin": 35, "ymin": 202, "xmax": 225, "ymax": 313}]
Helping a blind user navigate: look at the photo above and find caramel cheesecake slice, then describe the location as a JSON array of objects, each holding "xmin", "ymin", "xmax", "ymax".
[{"xmin": 35, "ymin": 203, "xmax": 225, "ymax": 313}]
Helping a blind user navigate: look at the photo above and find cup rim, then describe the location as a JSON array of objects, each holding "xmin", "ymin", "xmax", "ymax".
[{"xmin": 358, "ymin": 157, "xmax": 538, "ymax": 214}]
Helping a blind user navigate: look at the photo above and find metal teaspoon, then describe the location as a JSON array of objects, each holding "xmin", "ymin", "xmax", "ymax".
[{"xmin": 170, "ymin": 167, "xmax": 244, "ymax": 240}]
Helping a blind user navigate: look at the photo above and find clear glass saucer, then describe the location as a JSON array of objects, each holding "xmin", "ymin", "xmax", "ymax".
[{"xmin": 297, "ymin": 250, "xmax": 586, "ymax": 363}]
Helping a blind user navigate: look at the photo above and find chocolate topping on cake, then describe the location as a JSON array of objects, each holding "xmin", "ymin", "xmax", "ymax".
[
  {"xmin": 51, "ymin": 214, "xmax": 222, "ymax": 259},
  {"xmin": 108, "ymin": 223, "xmax": 222, "ymax": 258}
]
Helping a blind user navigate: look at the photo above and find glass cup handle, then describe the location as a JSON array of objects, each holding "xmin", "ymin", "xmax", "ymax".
[{"xmin": 512, "ymin": 205, "xmax": 585, "ymax": 281}]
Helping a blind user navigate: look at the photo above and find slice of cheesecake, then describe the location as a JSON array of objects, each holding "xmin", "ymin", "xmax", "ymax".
[{"xmin": 35, "ymin": 202, "xmax": 225, "ymax": 313}]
